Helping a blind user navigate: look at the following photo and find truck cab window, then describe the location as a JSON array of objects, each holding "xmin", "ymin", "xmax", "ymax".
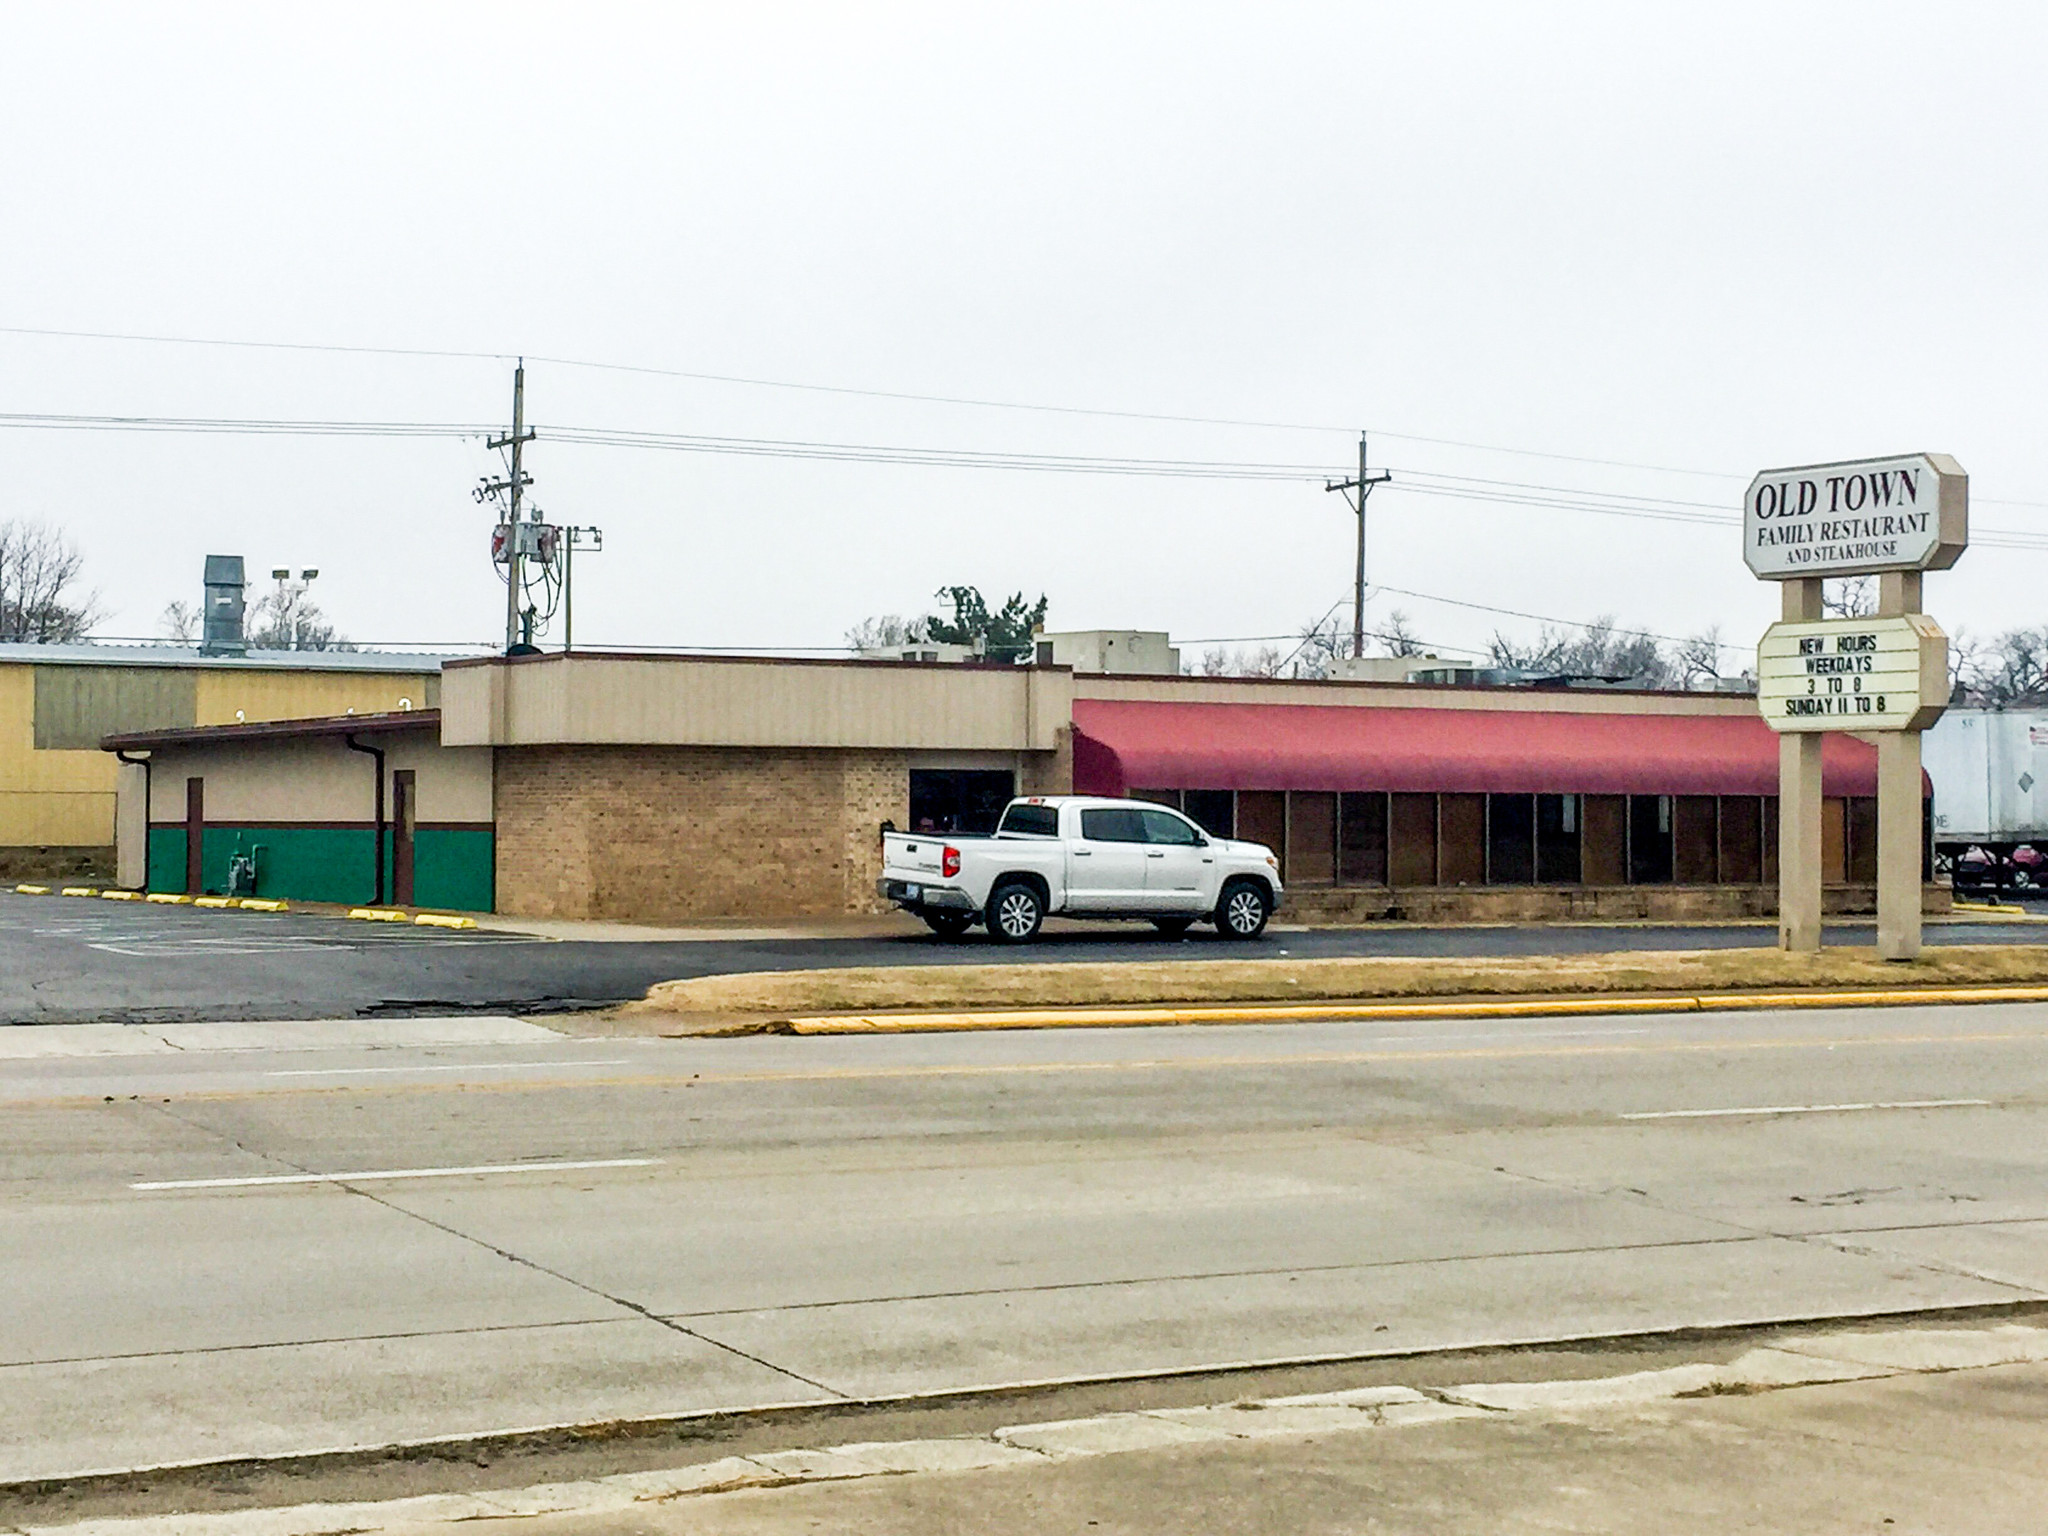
[
  {"xmin": 1138, "ymin": 808, "xmax": 1202, "ymax": 845},
  {"xmin": 998, "ymin": 803, "xmax": 1060, "ymax": 837},
  {"xmin": 1080, "ymin": 807, "xmax": 1148, "ymax": 843}
]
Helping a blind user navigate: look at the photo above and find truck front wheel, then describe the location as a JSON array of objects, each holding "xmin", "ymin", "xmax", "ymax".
[
  {"xmin": 986, "ymin": 881, "xmax": 1045, "ymax": 944},
  {"xmin": 1215, "ymin": 879, "xmax": 1271, "ymax": 940}
]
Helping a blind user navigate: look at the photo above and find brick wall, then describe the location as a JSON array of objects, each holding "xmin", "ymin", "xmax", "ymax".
[{"xmin": 494, "ymin": 745, "xmax": 909, "ymax": 921}]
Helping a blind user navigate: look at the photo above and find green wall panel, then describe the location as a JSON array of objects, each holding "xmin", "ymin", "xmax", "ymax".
[
  {"xmin": 412, "ymin": 828, "xmax": 495, "ymax": 913},
  {"xmin": 146, "ymin": 827, "xmax": 185, "ymax": 893},
  {"xmin": 143, "ymin": 824, "xmax": 494, "ymax": 912}
]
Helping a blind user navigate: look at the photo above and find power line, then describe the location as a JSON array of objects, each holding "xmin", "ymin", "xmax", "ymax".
[
  {"xmin": 17, "ymin": 322, "xmax": 2048, "ymax": 512},
  {"xmin": 0, "ymin": 322, "xmax": 1746, "ymax": 476},
  {"xmin": 1372, "ymin": 584, "xmax": 1758, "ymax": 654},
  {"xmin": 7, "ymin": 403, "xmax": 2048, "ymax": 545}
]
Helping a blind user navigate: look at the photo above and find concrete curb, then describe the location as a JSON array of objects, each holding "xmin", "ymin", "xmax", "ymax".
[
  {"xmin": 6, "ymin": 886, "xmax": 291, "ymax": 913},
  {"xmin": 13, "ymin": 1325, "xmax": 2042, "ymax": 1536},
  {"xmin": 783, "ymin": 982, "xmax": 2048, "ymax": 1033}
]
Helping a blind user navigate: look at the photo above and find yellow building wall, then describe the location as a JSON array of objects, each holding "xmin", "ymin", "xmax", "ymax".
[
  {"xmin": 0, "ymin": 661, "xmax": 440, "ymax": 854},
  {"xmin": 193, "ymin": 671, "xmax": 439, "ymax": 727},
  {"xmin": 0, "ymin": 667, "xmax": 115, "ymax": 850}
]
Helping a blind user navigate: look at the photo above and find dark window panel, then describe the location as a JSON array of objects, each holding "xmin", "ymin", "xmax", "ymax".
[
  {"xmin": 1486, "ymin": 793, "xmax": 1535, "ymax": 884},
  {"xmin": 1339, "ymin": 791, "xmax": 1389, "ymax": 886},
  {"xmin": 1183, "ymin": 790, "xmax": 1235, "ymax": 839},
  {"xmin": 1536, "ymin": 793, "xmax": 1582, "ymax": 884},
  {"xmin": 1628, "ymin": 795, "xmax": 1674, "ymax": 884}
]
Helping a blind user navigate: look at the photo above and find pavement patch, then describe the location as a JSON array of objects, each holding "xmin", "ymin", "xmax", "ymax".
[{"xmin": 1441, "ymin": 1363, "xmax": 1721, "ymax": 1411}]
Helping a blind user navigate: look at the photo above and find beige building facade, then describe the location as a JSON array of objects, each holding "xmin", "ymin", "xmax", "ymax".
[{"xmin": 106, "ymin": 650, "xmax": 1935, "ymax": 923}]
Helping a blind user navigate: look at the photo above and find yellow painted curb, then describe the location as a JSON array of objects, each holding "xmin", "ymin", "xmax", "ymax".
[
  {"xmin": 348, "ymin": 907, "xmax": 409, "ymax": 922},
  {"xmin": 238, "ymin": 898, "xmax": 290, "ymax": 912},
  {"xmin": 59, "ymin": 887, "xmax": 99, "ymax": 898},
  {"xmin": 192, "ymin": 896, "xmax": 236, "ymax": 909},
  {"xmin": 786, "ymin": 984, "xmax": 2048, "ymax": 1034},
  {"xmin": 100, "ymin": 889, "xmax": 143, "ymax": 901},
  {"xmin": 145, "ymin": 892, "xmax": 193, "ymax": 904},
  {"xmin": 14, "ymin": 884, "xmax": 50, "ymax": 895},
  {"xmin": 413, "ymin": 913, "xmax": 477, "ymax": 929}
]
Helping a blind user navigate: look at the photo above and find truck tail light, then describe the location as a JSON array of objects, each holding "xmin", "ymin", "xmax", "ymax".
[{"xmin": 942, "ymin": 846, "xmax": 961, "ymax": 878}]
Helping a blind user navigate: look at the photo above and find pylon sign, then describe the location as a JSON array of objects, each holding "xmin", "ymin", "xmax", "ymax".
[{"xmin": 1745, "ymin": 453, "xmax": 1968, "ymax": 579}]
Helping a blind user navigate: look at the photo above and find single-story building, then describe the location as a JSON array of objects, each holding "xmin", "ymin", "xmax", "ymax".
[
  {"xmin": 2, "ymin": 642, "xmax": 447, "ymax": 880},
  {"xmin": 101, "ymin": 649, "xmax": 1937, "ymax": 922}
]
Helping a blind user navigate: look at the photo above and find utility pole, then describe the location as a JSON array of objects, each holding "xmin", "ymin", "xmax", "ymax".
[
  {"xmin": 486, "ymin": 361, "xmax": 536, "ymax": 654},
  {"xmin": 1324, "ymin": 432, "xmax": 1392, "ymax": 658}
]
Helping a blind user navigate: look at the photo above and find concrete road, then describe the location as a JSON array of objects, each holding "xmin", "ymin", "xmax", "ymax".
[
  {"xmin": 6, "ymin": 1001, "xmax": 2048, "ymax": 1482},
  {"xmin": 3, "ymin": 889, "xmax": 2044, "ymax": 1023}
]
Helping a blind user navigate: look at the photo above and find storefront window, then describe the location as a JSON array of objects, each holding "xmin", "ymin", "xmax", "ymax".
[
  {"xmin": 909, "ymin": 769, "xmax": 1015, "ymax": 834},
  {"xmin": 1536, "ymin": 794, "xmax": 1582, "ymax": 883},
  {"xmin": 1629, "ymin": 794, "xmax": 1674, "ymax": 883},
  {"xmin": 1183, "ymin": 790, "xmax": 1235, "ymax": 839},
  {"xmin": 1486, "ymin": 794, "xmax": 1535, "ymax": 883}
]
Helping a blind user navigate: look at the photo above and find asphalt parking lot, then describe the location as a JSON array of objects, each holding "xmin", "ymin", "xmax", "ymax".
[{"xmin": 3, "ymin": 889, "xmax": 2046, "ymax": 1025}]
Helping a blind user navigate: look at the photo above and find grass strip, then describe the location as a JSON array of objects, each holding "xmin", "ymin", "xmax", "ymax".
[{"xmin": 625, "ymin": 944, "xmax": 2048, "ymax": 1026}]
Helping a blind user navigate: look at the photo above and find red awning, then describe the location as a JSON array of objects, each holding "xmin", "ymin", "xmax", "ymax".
[{"xmin": 1072, "ymin": 699, "xmax": 1891, "ymax": 798}]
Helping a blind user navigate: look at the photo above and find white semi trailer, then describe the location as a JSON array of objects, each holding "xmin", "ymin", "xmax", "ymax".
[{"xmin": 1923, "ymin": 706, "xmax": 2048, "ymax": 855}]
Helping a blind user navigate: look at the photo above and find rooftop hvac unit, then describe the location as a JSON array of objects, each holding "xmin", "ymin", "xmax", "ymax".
[{"xmin": 200, "ymin": 555, "xmax": 247, "ymax": 656}]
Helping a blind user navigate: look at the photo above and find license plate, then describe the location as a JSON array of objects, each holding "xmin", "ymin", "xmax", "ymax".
[{"xmin": 903, "ymin": 883, "xmax": 922, "ymax": 900}]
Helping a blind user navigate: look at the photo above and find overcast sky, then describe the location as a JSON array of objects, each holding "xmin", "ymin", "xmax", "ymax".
[{"xmin": 3, "ymin": 3, "xmax": 2043, "ymax": 667}]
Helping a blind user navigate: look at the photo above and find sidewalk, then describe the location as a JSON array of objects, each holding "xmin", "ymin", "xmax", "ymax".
[
  {"xmin": 451, "ymin": 1358, "xmax": 2048, "ymax": 1535},
  {"xmin": 20, "ymin": 1324, "xmax": 2048, "ymax": 1535}
]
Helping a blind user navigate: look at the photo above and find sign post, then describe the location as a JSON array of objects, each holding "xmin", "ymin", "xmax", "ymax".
[{"xmin": 1744, "ymin": 455, "xmax": 1966, "ymax": 958}]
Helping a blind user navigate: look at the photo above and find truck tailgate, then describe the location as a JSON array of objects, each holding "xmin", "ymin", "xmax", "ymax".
[{"xmin": 882, "ymin": 834, "xmax": 949, "ymax": 879}]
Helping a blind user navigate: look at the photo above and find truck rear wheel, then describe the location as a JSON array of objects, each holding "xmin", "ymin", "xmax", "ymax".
[
  {"xmin": 986, "ymin": 881, "xmax": 1045, "ymax": 944},
  {"xmin": 922, "ymin": 911, "xmax": 973, "ymax": 939},
  {"xmin": 1214, "ymin": 878, "xmax": 1271, "ymax": 940}
]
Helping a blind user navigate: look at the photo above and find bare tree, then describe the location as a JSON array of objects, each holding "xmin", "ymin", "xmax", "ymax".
[
  {"xmin": 1242, "ymin": 643, "xmax": 1285, "ymax": 678},
  {"xmin": 160, "ymin": 600, "xmax": 199, "ymax": 641},
  {"xmin": 1287, "ymin": 614, "xmax": 1348, "ymax": 680},
  {"xmin": 1488, "ymin": 616, "xmax": 1675, "ymax": 687},
  {"xmin": 248, "ymin": 590, "xmax": 352, "ymax": 651},
  {"xmin": 1822, "ymin": 576, "xmax": 1877, "ymax": 618},
  {"xmin": 1671, "ymin": 626, "xmax": 1725, "ymax": 690},
  {"xmin": 1377, "ymin": 609, "xmax": 1425, "ymax": 657},
  {"xmin": 0, "ymin": 520, "xmax": 103, "ymax": 643},
  {"xmin": 845, "ymin": 613, "xmax": 928, "ymax": 652},
  {"xmin": 1952, "ymin": 625, "xmax": 2048, "ymax": 707}
]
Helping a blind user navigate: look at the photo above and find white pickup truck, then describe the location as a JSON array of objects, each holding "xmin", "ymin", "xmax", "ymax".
[{"xmin": 878, "ymin": 795, "xmax": 1283, "ymax": 943}]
